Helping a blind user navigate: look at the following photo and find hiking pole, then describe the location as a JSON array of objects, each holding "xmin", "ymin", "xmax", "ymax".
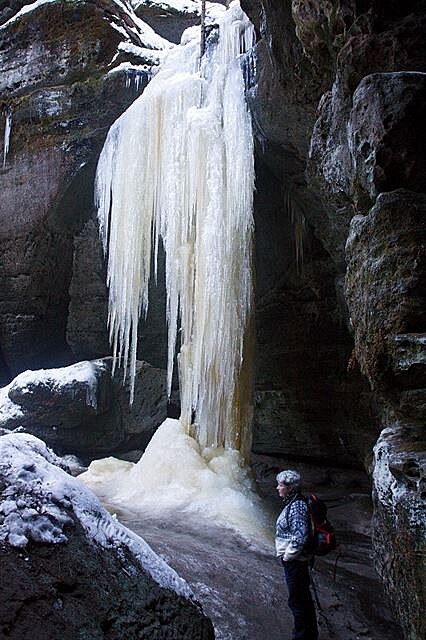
[
  {"xmin": 333, "ymin": 546, "xmax": 343, "ymax": 583},
  {"xmin": 309, "ymin": 565, "xmax": 323, "ymax": 612}
]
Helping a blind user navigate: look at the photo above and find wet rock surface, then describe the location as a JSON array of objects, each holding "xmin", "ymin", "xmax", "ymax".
[
  {"xmin": 0, "ymin": 0, "xmax": 165, "ymax": 381},
  {"xmin": 242, "ymin": 2, "xmax": 426, "ymax": 636}
]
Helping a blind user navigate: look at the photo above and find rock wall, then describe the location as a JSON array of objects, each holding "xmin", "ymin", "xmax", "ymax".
[
  {"xmin": 241, "ymin": 1, "xmax": 425, "ymax": 636},
  {"xmin": 0, "ymin": 0, "xmax": 167, "ymax": 381},
  {"xmin": 0, "ymin": 2, "xmax": 425, "ymax": 635}
]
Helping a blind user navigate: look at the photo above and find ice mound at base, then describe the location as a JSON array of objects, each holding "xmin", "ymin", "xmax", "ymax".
[
  {"xmin": 0, "ymin": 432, "xmax": 192, "ymax": 598},
  {"xmin": 79, "ymin": 418, "xmax": 272, "ymax": 543}
]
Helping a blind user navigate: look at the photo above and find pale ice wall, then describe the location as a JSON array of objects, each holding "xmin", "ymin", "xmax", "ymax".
[{"xmin": 96, "ymin": 1, "xmax": 255, "ymax": 451}]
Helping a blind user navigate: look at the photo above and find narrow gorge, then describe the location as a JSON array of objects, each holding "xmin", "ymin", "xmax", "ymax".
[{"xmin": 0, "ymin": 1, "xmax": 424, "ymax": 639}]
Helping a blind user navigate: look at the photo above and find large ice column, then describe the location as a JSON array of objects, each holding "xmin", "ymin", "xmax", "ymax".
[{"xmin": 95, "ymin": 1, "xmax": 255, "ymax": 452}]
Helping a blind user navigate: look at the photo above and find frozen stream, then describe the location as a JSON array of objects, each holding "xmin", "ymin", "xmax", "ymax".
[
  {"xmin": 87, "ymin": 460, "xmax": 403, "ymax": 640},
  {"xmin": 102, "ymin": 503, "xmax": 289, "ymax": 640}
]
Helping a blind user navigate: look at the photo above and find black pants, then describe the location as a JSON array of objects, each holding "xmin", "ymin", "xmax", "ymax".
[{"xmin": 282, "ymin": 560, "xmax": 318, "ymax": 640}]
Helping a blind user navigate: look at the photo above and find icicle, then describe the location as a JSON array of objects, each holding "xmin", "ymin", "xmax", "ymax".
[
  {"xmin": 96, "ymin": 1, "xmax": 255, "ymax": 452},
  {"xmin": 3, "ymin": 107, "xmax": 12, "ymax": 168}
]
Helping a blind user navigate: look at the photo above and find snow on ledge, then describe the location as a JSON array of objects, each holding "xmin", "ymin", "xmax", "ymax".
[
  {"xmin": 8, "ymin": 360, "xmax": 105, "ymax": 410},
  {"xmin": 0, "ymin": 433, "xmax": 193, "ymax": 598},
  {"xmin": 0, "ymin": 0, "xmax": 58, "ymax": 30},
  {"xmin": 131, "ymin": 0, "xmax": 226, "ymax": 22}
]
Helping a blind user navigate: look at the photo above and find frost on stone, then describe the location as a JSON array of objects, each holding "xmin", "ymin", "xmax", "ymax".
[
  {"xmin": 0, "ymin": 383, "xmax": 24, "ymax": 429},
  {"xmin": 0, "ymin": 433, "xmax": 193, "ymax": 598},
  {"xmin": 373, "ymin": 426, "xmax": 426, "ymax": 532}
]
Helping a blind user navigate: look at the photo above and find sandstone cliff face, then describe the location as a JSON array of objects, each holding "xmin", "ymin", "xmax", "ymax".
[
  {"xmin": 0, "ymin": 0, "xmax": 167, "ymax": 383},
  {"xmin": 240, "ymin": 1, "xmax": 425, "ymax": 637}
]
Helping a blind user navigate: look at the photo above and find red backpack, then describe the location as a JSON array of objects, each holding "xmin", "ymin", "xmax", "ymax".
[{"xmin": 305, "ymin": 494, "xmax": 337, "ymax": 556}]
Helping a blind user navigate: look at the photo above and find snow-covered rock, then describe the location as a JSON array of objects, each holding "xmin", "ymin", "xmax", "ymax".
[
  {"xmin": 7, "ymin": 360, "xmax": 109, "ymax": 420},
  {"xmin": 0, "ymin": 432, "xmax": 214, "ymax": 639},
  {"xmin": 0, "ymin": 358, "xmax": 168, "ymax": 457}
]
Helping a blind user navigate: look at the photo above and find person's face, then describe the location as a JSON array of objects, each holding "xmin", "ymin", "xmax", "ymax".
[{"xmin": 276, "ymin": 482, "xmax": 291, "ymax": 499}]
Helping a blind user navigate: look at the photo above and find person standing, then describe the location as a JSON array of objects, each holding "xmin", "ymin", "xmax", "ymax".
[{"xmin": 275, "ymin": 469, "xmax": 318, "ymax": 640}]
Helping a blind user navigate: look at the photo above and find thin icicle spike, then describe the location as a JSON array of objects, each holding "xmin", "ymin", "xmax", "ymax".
[
  {"xmin": 3, "ymin": 107, "xmax": 12, "ymax": 168},
  {"xmin": 96, "ymin": 1, "xmax": 255, "ymax": 450}
]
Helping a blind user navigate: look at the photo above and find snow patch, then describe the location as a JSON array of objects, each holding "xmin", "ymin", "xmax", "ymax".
[
  {"xmin": 118, "ymin": 41, "xmax": 165, "ymax": 64},
  {"xmin": 110, "ymin": 0, "xmax": 172, "ymax": 50},
  {"xmin": 2, "ymin": 107, "xmax": 12, "ymax": 168},
  {"xmin": 0, "ymin": 383, "xmax": 24, "ymax": 427},
  {"xmin": 132, "ymin": 0, "xmax": 226, "ymax": 22},
  {"xmin": 0, "ymin": 433, "xmax": 192, "ymax": 598}
]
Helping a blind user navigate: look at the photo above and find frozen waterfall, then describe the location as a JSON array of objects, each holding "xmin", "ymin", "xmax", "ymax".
[{"xmin": 95, "ymin": 1, "xmax": 255, "ymax": 453}]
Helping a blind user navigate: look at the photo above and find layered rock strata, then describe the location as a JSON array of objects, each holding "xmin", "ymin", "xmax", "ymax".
[{"xmin": 241, "ymin": 1, "xmax": 426, "ymax": 637}]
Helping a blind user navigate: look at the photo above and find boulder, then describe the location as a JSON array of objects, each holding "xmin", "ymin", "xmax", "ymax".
[
  {"xmin": 0, "ymin": 358, "xmax": 168, "ymax": 457},
  {"xmin": 348, "ymin": 72, "xmax": 426, "ymax": 209},
  {"xmin": 0, "ymin": 433, "xmax": 214, "ymax": 639}
]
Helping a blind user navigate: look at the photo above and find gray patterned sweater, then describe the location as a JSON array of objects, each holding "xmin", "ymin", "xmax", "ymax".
[{"xmin": 275, "ymin": 493, "xmax": 310, "ymax": 561}]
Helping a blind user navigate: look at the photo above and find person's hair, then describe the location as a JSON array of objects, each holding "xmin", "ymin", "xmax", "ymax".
[{"xmin": 276, "ymin": 469, "xmax": 301, "ymax": 491}]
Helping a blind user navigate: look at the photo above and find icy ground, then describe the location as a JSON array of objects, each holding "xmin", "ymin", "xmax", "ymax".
[
  {"xmin": 92, "ymin": 458, "xmax": 404, "ymax": 640},
  {"xmin": 80, "ymin": 418, "xmax": 272, "ymax": 542}
]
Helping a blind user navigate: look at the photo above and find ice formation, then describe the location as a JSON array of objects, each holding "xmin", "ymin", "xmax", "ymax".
[
  {"xmin": 2, "ymin": 107, "xmax": 12, "ymax": 168},
  {"xmin": 80, "ymin": 418, "xmax": 272, "ymax": 543},
  {"xmin": 0, "ymin": 433, "xmax": 192, "ymax": 597},
  {"xmin": 96, "ymin": 1, "xmax": 255, "ymax": 452}
]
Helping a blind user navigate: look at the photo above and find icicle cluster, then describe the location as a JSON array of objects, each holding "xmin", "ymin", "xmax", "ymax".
[
  {"xmin": 3, "ymin": 107, "xmax": 12, "ymax": 168},
  {"xmin": 95, "ymin": 1, "xmax": 255, "ymax": 451}
]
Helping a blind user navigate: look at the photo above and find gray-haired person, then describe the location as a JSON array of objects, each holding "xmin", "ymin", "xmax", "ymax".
[{"xmin": 275, "ymin": 470, "xmax": 318, "ymax": 640}]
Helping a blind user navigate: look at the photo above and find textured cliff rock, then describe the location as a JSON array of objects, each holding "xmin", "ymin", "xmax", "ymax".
[
  {"xmin": 0, "ymin": 0, "xmax": 168, "ymax": 381},
  {"xmin": 345, "ymin": 189, "xmax": 426, "ymax": 637},
  {"xmin": 0, "ymin": 433, "xmax": 214, "ymax": 639},
  {"xmin": 372, "ymin": 424, "xmax": 426, "ymax": 640},
  {"xmin": 242, "ymin": 2, "xmax": 425, "ymax": 636}
]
